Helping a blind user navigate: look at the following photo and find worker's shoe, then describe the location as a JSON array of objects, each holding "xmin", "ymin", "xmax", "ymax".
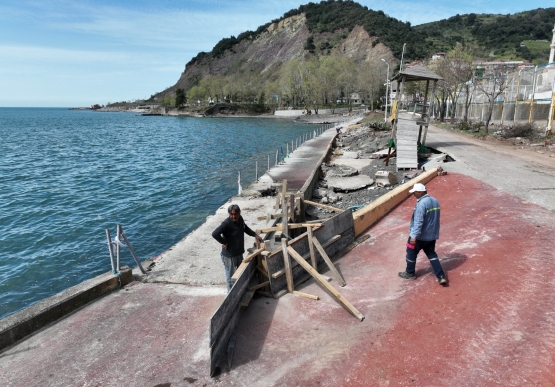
[
  {"xmin": 398, "ymin": 271, "xmax": 416, "ymax": 280},
  {"xmin": 438, "ymin": 276, "xmax": 447, "ymax": 285}
]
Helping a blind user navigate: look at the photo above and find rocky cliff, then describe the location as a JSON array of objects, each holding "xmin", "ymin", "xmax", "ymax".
[{"xmin": 162, "ymin": 13, "xmax": 395, "ymax": 97}]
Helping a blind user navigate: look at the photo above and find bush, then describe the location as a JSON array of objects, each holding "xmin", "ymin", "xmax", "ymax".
[
  {"xmin": 500, "ymin": 123, "xmax": 535, "ymax": 139},
  {"xmin": 454, "ymin": 120, "xmax": 482, "ymax": 132}
]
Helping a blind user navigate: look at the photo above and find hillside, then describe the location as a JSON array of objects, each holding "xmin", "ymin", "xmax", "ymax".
[
  {"xmin": 154, "ymin": 1, "xmax": 429, "ymax": 101},
  {"xmin": 148, "ymin": 1, "xmax": 555, "ymax": 106},
  {"xmin": 416, "ymin": 8, "xmax": 555, "ymax": 63}
]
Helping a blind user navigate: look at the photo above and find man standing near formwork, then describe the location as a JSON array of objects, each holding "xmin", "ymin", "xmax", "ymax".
[
  {"xmin": 398, "ymin": 183, "xmax": 447, "ymax": 285},
  {"xmin": 212, "ymin": 204, "xmax": 263, "ymax": 292}
]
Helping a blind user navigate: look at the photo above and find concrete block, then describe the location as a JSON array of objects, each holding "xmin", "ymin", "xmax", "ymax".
[{"xmin": 375, "ymin": 171, "xmax": 398, "ymax": 187}]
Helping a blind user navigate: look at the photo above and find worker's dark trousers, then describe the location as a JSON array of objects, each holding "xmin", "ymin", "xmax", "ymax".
[{"xmin": 405, "ymin": 237, "xmax": 445, "ymax": 278}]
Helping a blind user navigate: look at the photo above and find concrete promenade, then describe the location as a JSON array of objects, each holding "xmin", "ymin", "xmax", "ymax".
[{"xmin": 2, "ymin": 117, "xmax": 555, "ymax": 386}]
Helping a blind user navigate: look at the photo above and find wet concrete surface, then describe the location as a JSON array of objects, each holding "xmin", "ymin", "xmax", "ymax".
[{"xmin": 2, "ymin": 173, "xmax": 554, "ymax": 386}]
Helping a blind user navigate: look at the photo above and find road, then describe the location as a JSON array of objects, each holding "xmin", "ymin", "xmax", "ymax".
[{"xmin": 422, "ymin": 115, "xmax": 555, "ymax": 212}]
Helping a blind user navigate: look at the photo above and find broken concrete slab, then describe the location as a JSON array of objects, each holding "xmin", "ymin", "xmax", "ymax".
[
  {"xmin": 325, "ymin": 165, "xmax": 359, "ymax": 178},
  {"xmin": 327, "ymin": 175, "xmax": 374, "ymax": 192},
  {"xmin": 332, "ymin": 158, "xmax": 373, "ymax": 173},
  {"xmin": 341, "ymin": 151, "xmax": 360, "ymax": 159}
]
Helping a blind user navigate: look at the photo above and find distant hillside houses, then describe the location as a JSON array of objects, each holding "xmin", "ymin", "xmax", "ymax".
[{"xmin": 431, "ymin": 52, "xmax": 446, "ymax": 61}]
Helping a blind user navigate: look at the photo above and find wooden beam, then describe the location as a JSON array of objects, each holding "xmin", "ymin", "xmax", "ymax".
[
  {"xmin": 256, "ymin": 266, "xmax": 269, "ymax": 278},
  {"xmin": 257, "ymin": 212, "xmax": 282, "ymax": 221},
  {"xmin": 243, "ymin": 248, "xmax": 264, "ymax": 263},
  {"xmin": 271, "ymin": 235, "xmax": 341, "ymax": 279},
  {"xmin": 312, "ymin": 237, "xmax": 346, "ymax": 287},
  {"xmin": 287, "ymin": 246, "xmax": 364, "ymax": 321},
  {"xmin": 257, "ymin": 223, "xmax": 322, "ymax": 233},
  {"xmin": 231, "ymin": 261, "xmax": 248, "ymax": 281},
  {"xmin": 249, "ymin": 281, "xmax": 270, "ymax": 291},
  {"xmin": 289, "ymin": 194, "xmax": 295, "ymax": 222},
  {"xmin": 307, "ymin": 226, "xmax": 317, "ymax": 269},
  {"xmin": 293, "ymin": 291, "xmax": 319, "ymax": 300},
  {"xmin": 274, "ymin": 193, "xmax": 281, "ymax": 211},
  {"xmin": 282, "ymin": 238, "xmax": 294, "ymax": 293},
  {"xmin": 240, "ymin": 290, "xmax": 255, "ymax": 307},
  {"xmin": 281, "ymin": 180, "xmax": 288, "ymax": 237},
  {"xmin": 304, "ymin": 199, "xmax": 344, "ymax": 213}
]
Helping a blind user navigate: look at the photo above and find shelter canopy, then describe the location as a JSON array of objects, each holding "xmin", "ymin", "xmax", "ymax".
[{"xmin": 392, "ymin": 65, "xmax": 443, "ymax": 82}]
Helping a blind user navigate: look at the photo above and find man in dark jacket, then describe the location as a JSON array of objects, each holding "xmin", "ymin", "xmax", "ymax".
[{"xmin": 212, "ymin": 204, "xmax": 263, "ymax": 292}]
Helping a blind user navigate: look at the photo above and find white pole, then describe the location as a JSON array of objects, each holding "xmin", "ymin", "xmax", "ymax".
[
  {"xmin": 105, "ymin": 229, "xmax": 115, "ymax": 273},
  {"xmin": 381, "ymin": 59, "xmax": 390, "ymax": 122},
  {"xmin": 255, "ymin": 161, "xmax": 258, "ymax": 180},
  {"xmin": 238, "ymin": 171, "xmax": 242, "ymax": 195},
  {"xmin": 116, "ymin": 224, "xmax": 121, "ymax": 271},
  {"xmin": 275, "ymin": 150, "xmax": 278, "ymax": 166},
  {"xmin": 268, "ymin": 154, "xmax": 270, "ymax": 171}
]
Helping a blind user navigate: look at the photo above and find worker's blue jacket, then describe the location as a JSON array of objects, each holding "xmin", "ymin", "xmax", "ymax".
[{"xmin": 409, "ymin": 194, "xmax": 440, "ymax": 241}]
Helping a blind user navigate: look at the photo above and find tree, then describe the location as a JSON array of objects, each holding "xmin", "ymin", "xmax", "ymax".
[
  {"xmin": 475, "ymin": 64, "xmax": 510, "ymax": 132},
  {"xmin": 336, "ymin": 57, "xmax": 357, "ymax": 112},
  {"xmin": 358, "ymin": 59, "xmax": 383, "ymax": 111},
  {"xmin": 175, "ymin": 88, "xmax": 186, "ymax": 108}
]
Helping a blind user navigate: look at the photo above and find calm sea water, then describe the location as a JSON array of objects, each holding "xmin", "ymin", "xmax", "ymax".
[{"xmin": 0, "ymin": 108, "xmax": 312, "ymax": 319}]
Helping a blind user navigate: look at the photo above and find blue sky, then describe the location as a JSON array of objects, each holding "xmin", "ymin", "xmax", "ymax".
[{"xmin": 0, "ymin": 0, "xmax": 552, "ymax": 107}]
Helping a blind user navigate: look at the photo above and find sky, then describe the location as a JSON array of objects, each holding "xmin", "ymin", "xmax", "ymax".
[{"xmin": 0, "ymin": 0, "xmax": 552, "ymax": 107}]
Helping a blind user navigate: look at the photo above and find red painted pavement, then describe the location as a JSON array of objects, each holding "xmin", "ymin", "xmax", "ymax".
[
  {"xmin": 232, "ymin": 173, "xmax": 555, "ymax": 386},
  {"xmin": 2, "ymin": 173, "xmax": 554, "ymax": 386}
]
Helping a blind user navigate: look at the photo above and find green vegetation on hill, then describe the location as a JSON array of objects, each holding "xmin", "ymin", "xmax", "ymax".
[
  {"xmin": 283, "ymin": 1, "xmax": 431, "ymax": 59},
  {"xmin": 416, "ymin": 8, "xmax": 555, "ymax": 63},
  {"xmin": 186, "ymin": 0, "xmax": 433, "ymax": 69}
]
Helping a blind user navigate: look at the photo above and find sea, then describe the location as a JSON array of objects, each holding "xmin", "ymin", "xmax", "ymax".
[{"xmin": 0, "ymin": 108, "xmax": 314, "ymax": 320}]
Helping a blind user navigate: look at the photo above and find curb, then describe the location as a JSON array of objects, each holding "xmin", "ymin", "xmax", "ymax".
[
  {"xmin": 0, "ymin": 267, "xmax": 133, "ymax": 351},
  {"xmin": 352, "ymin": 167, "xmax": 439, "ymax": 236}
]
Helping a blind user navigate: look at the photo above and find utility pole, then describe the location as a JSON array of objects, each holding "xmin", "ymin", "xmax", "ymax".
[
  {"xmin": 381, "ymin": 59, "xmax": 390, "ymax": 122},
  {"xmin": 400, "ymin": 43, "xmax": 406, "ymax": 73}
]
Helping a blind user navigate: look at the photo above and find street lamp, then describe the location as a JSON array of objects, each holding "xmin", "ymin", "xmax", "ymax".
[{"xmin": 381, "ymin": 59, "xmax": 390, "ymax": 122}]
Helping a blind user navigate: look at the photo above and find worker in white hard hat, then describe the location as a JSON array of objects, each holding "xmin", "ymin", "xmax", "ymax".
[{"xmin": 398, "ymin": 183, "xmax": 447, "ymax": 285}]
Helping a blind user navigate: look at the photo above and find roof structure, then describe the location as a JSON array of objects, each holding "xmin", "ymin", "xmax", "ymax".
[{"xmin": 392, "ymin": 64, "xmax": 443, "ymax": 82}]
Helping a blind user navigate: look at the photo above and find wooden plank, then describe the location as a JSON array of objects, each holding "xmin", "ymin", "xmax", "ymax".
[
  {"xmin": 312, "ymin": 236, "xmax": 346, "ymax": 287},
  {"xmin": 256, "ymin": 266, "xmax": 269, "ymax": 278},
  {"xmin": 243, "ymin": 248, "xmax": 264, "ymax": 263},
  {"xmin": 281, "ymin": 180, "xmax": 288, "ymax": 237},
  {"xmin": 289, "ymin": 194, "xmax": 295, "ymax": 222},
  {"xmin": 240, "ymin": 290, "xmax": 255, "ymax": 307},
  {"xmin": 271, "ymin": 235, "xmax": 341, "ymax": 279},
  {"xmin": 249, "ymin": 281, "xmax": 270, "ymax": 291},
  {"xmin": 293, "ymin": 290, "xmax": 319, "ymax": 300},
  {"xmin": 282, "ymin": 238, "xmax": 294, "ymax": 293},
  {"xmin": 255, "ymin": 290, "xmax": 273, "ymax": 298},
  {"xmin": 257, "ymin": 223, "xmax": 322, "ymax": 233},
  {"xmin": 304, "ymin": 199, "xmax": 344, "ymax": 213},
  {"xmin": 257, "ymin": 212, "xmax": 282, "ymax": 221},
  {"xmin": 274, "ymin": 193, "xmax": 281, "ymax": 211},
  {"xmin": 287, "ymin": 246, "xmax": 364, "ymax": 321},
  {"xmin": 231, "ymin": 261, "xmax": 249, "ymax": 282},
  {"xmin": 307, "ymin": 226, "xmax": 317, "ymax": 269},
  {"xmin": 264, "ymin": 240, "xmax": 272, "ymax": 252}
]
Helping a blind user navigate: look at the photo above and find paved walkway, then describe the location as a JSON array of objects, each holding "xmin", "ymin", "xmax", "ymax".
[
  {"xmin": 260, "ymin": 127, "xmax": 337, "ymax": 191},
  {"xmin": 3, "ymin": 117, "xmax": 555, "ymax": 386},
  {"xmin": 2, "ymin": 173, "xmax": 554, "ymax": 386}
]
